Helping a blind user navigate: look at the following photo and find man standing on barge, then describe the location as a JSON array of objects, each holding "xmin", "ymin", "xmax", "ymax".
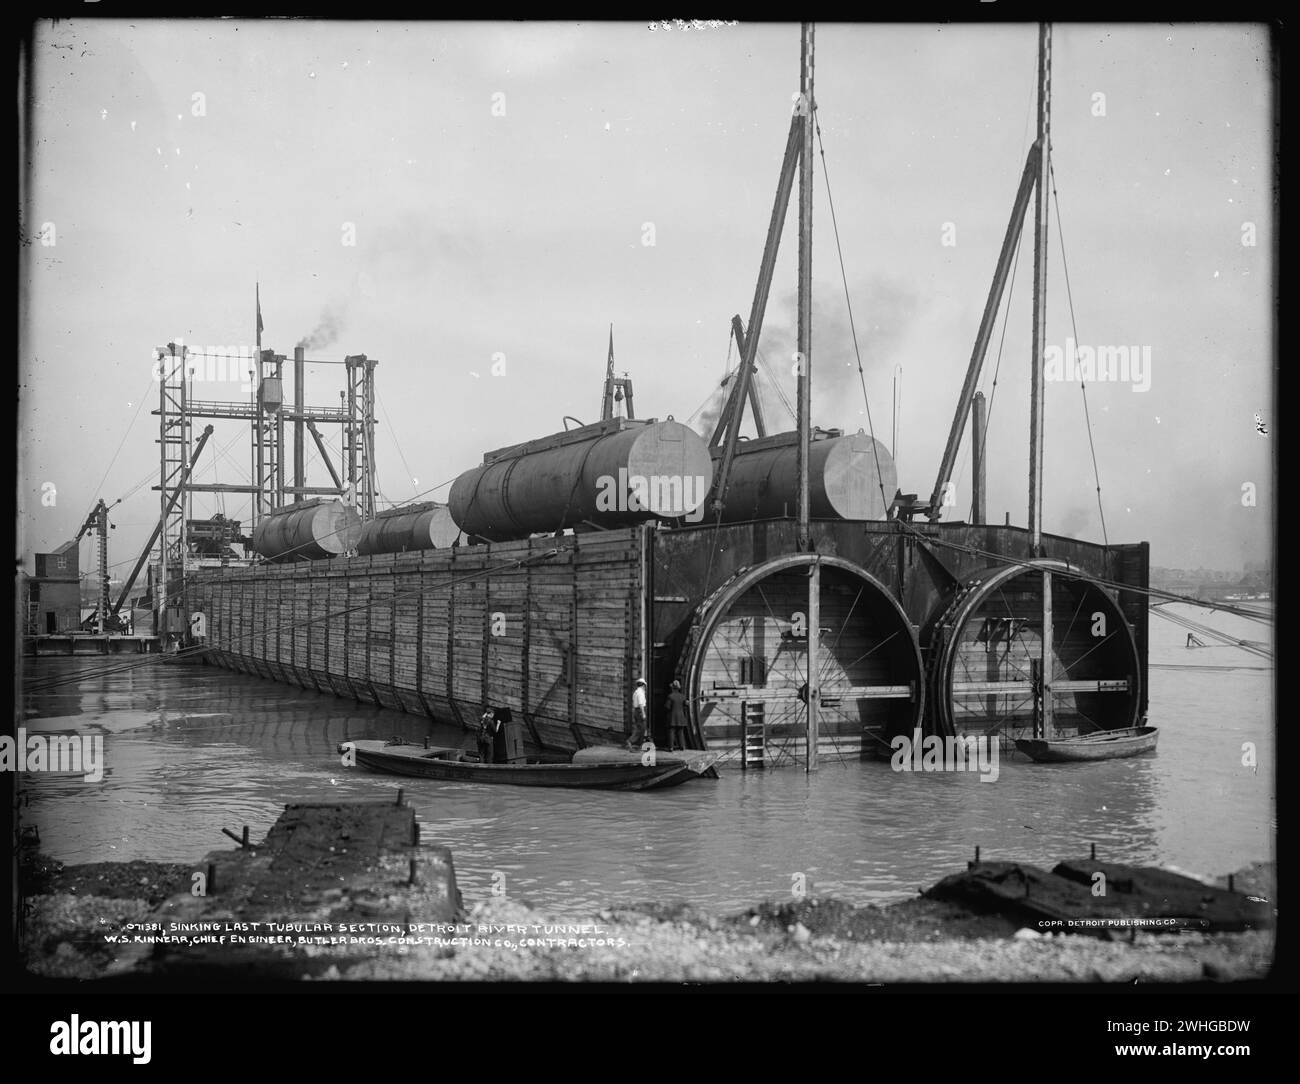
[
  {"xmin": 477, "ymin": 708, "xmax": 496, "ymax": 763},
  {"xmin": 627, "ymin": 678, "xmax": 648, "ymax": 751},
  {"xmin": 665, "ymin": 680, "xmax": 688, "ymax": 752}
]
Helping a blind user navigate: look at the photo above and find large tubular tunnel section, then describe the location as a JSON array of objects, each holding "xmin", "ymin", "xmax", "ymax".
[
  {"xmin": 449, "ymin": 418, "xmax": 714, "ymax": 542},
  {"xmin": 713, "ymin": 430, "xmax": 898, "ymax": 523},
  {"xmin": 927, "ymin": 558, "xmax": 1142, "ymax": 742},
  {"xmin": 356, "ymin": 503, "xmax": 459, "ymax": 555},
  {"xmin": 251, "ymin": 500, "xmax": 363, "ymax": 562},
  {"xmin": 682, "ymin": 554, "xmax": 923, "ymax": 764}
]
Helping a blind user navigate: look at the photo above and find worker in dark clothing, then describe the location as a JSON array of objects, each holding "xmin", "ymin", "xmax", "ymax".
[
  {"xmin": 477, "ymin": 708, "xmax": 496, "ymax": 764},
  {"xmin": 492, "ymin": 706, "xmax": 513, "ymax": 763},
  {"xmin": 665, "ymin": 680, "xmax": 688, "ymax": 751}
]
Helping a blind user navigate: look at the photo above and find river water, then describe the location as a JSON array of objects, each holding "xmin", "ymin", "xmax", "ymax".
[{"xmin": 18, "ymin": 603, "xmax": 1273, "ymax": 915}]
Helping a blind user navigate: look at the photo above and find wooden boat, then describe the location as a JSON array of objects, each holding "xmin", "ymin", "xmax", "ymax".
[
  {"xmin": 1015, "ymin": 726, "xmax": 1159, "ymax": 763},
  {"xmin": 341, "ymin": 738, "xmax": 717, "ymax": 790}
]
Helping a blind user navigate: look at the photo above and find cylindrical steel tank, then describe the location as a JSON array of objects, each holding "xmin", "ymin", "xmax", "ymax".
[
  {"xmin": 714, "ymin": 430, "xmax": 897, "ymax": 521},
  {"xmin": 251, "ymin": 501, "xmax": 362, "ymax": 561},
  {"xmin": 357, "ymin": 505, "xmax": 460, "ymax": 555},
  {"xmin": 449, "ymin": 419, "xmax": 714, "ymax": 542}
]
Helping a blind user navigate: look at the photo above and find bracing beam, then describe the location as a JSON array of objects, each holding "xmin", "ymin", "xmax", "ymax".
[
  {"xmin": 712, "ymin": 115, "xmax": 803, "ymax": 512},
  {"xmin": 927, "ymin": 141, "xmax": 1041, "ymax": 521},
  {"xmin": 113, "ymin": 425, "xmax": 214, "ymax": 615}
]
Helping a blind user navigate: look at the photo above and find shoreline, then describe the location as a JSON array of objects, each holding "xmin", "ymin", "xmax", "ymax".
[{"xmin": 17, "ymin": 853, "xmax": 1275, "ymax": 984}]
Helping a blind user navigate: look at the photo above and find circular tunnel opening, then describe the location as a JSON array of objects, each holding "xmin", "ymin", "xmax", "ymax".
[
  {"xmin": 933, "ymin": 560, "xmax": 1141, "ymax": 741},
  {"xmin": 686, "ymin": 555, "xmax": 923, "ymax": 765}
]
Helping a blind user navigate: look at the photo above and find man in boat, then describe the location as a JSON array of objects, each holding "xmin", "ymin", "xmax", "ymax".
[
  {"xmin": 665, "ymin": 679, "xmax": 688, "ymax": 752},
  {"xmin": 492, "ymin": 706, "xmax": 514, "ymax": 763},
  {"xmin": 627, "ymin": 678, "xmax": 648, "ymax": 751},
  {"xmin": 477, "ymin": 708, "xmax": 496, "ymax": 764}
]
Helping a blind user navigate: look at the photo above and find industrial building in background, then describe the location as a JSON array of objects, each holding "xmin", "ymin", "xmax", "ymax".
[{"xmin": 21, "ymin": 541, "xmax": 81, "ymax": 635}]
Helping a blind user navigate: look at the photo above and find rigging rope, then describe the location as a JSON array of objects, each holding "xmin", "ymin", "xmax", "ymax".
[
  {"xmin": 1148, "ymin": 605, "xmax": 1272, "ymax": 659},
  {"xmin": 1048, "ymin": 158, "xmax": 1109, "ymax": 548},
  {"xmin": 377, "ymin": 390, "xmax": 419, "ymax": 500},
  {"xmin": 755, "ymin": 348, "xmax": 797, "ymax": 423},
  {"xmin": 91, "ymin": 376, "xmax": 157, "ymax": 502},
  {"xmin": 893, "ymin": 518, "xmax": 1272, "ymax": 625},
  {"xmin": 814, "ymin": 110, "xmax": 891, "ymax": 519},
  {"xmin": 23, "ymin": 548, "xmax": 563, "ymax": 692}
]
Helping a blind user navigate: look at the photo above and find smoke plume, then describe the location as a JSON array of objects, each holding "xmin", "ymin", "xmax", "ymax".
[
  {"xmin": 756, "ymin": 277, "xmax": 920, "ymax": 429},
  {"xmin": 296, "ymin": 302, "xmax": 348, "ymax": 351}
]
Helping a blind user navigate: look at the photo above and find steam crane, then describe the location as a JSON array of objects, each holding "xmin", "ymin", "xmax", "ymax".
[{"xmin": 73, "ymin": 498, "xmax": 117, "ymax": 634}]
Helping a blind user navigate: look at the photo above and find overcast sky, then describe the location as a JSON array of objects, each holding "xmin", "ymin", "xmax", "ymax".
[{"xmin": 19, "ymin": 19, "xmax": 1274, "ymax": 580}]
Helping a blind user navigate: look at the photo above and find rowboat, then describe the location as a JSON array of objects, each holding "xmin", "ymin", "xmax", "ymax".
[
  {"xmin": 340, "ymin": 739, "xmax": 717, "ymax": 790},
  {"xmin": 1015, "ymin": 726, "xmax": 1159, "ymax": 763}
]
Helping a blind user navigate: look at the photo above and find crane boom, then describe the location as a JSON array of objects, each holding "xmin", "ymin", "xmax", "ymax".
[{"xmin": 111, "ymin": 425, "xmax": 214, "ymax": 616}]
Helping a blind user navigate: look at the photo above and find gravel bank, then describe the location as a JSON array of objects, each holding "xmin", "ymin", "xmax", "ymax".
[{"xmin": 19, "ymin": 853, "xmax": 1275, "ymax": 984}]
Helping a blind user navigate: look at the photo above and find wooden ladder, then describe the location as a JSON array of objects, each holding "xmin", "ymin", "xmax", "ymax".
[{"xmin": 741, "ymin": 701, "xmax": 766, "ymax": 770}]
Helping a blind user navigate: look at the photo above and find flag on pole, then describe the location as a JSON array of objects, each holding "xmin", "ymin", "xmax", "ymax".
[{"xmin": 256, "ymin": 282, "xmax": 264, "ymax": 337}]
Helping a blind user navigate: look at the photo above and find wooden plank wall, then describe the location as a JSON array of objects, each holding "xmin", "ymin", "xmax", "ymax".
[{"xmin": 185, "ymin": 528, "xmax": 645, "ymax": 750}]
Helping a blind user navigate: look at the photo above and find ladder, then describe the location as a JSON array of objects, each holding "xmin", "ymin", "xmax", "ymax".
[{"xmin": 741, "ymin": 701, "xmax": 766, "ymax": 769}]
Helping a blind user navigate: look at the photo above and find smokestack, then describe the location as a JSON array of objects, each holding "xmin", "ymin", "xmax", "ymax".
[
  {"xmin": 294, "ymin": 346, "xmax": 305, "ymax": 501},
  {"xmin": 971, "ymin": 391, "xmax": 986, "ymax": 525}
]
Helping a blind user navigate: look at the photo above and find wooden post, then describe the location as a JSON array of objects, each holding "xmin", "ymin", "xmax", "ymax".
[
  {"xmin": 807, "ymin": 558, "xmax": 820, "ymax": 772},
  {"xmin": 797, "ymin": 23, "xmax": 818, "ymax": 773},
  {"xmin": 1028, "ymin": 22, "xmax": 1052, "ymax": 554},
  {"xmin": 796, "ymin": 22, "xmax": 814, "ymax": 553},
  {"xmin": 1041, "ymin": 568, "xmax": 1054, "ymax": 740}
]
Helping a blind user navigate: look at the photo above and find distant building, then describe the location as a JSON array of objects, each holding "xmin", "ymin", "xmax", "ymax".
[{"xmin": 25, "ymin": 540, "xmax": 82, "ymax": 634}]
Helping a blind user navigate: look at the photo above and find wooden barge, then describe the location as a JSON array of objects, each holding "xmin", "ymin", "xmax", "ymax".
[{"xmin": 186, "ymin": 518, "xmax": 1148, "ymax": 766}]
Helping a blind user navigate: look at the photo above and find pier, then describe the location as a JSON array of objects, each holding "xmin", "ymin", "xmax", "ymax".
[{"xmin": 30, "ymin": 634, "xmax": 160, "ymax": 656}]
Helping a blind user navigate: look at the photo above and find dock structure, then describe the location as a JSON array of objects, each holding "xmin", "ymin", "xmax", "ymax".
[
  {"xmin": 29, "ymin": 634, "xmax": 160, "ymax": 656},
  {"xmin": 110, "ymin": 795, "xmax": 459, "ymax": 978}
]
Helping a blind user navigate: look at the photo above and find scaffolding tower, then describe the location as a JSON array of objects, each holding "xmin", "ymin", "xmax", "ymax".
[{"xmin": 151, "ymin": 332, "xmax": 379, "ymax": 637}]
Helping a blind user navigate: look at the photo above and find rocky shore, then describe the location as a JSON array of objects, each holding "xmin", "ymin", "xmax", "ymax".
[{"xmin": 17, "ymin": 852, "xmax": 1275, "ymax": 984}]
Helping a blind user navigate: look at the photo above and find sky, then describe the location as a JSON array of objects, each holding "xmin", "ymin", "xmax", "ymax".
[{"xmin": 18, "ymin": 19, "xmax": 1275, "ymax": 584}]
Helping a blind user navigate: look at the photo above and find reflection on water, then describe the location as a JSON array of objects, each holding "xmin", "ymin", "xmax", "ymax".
[{"xmin": 18, "ymin": 604, "xmax": 1273, "ymax": 914}]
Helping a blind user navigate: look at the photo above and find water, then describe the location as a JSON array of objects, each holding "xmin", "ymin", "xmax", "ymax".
[{"xmin": 18, "ymin": 603, "xmax": 1273, "ymax": 914}]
